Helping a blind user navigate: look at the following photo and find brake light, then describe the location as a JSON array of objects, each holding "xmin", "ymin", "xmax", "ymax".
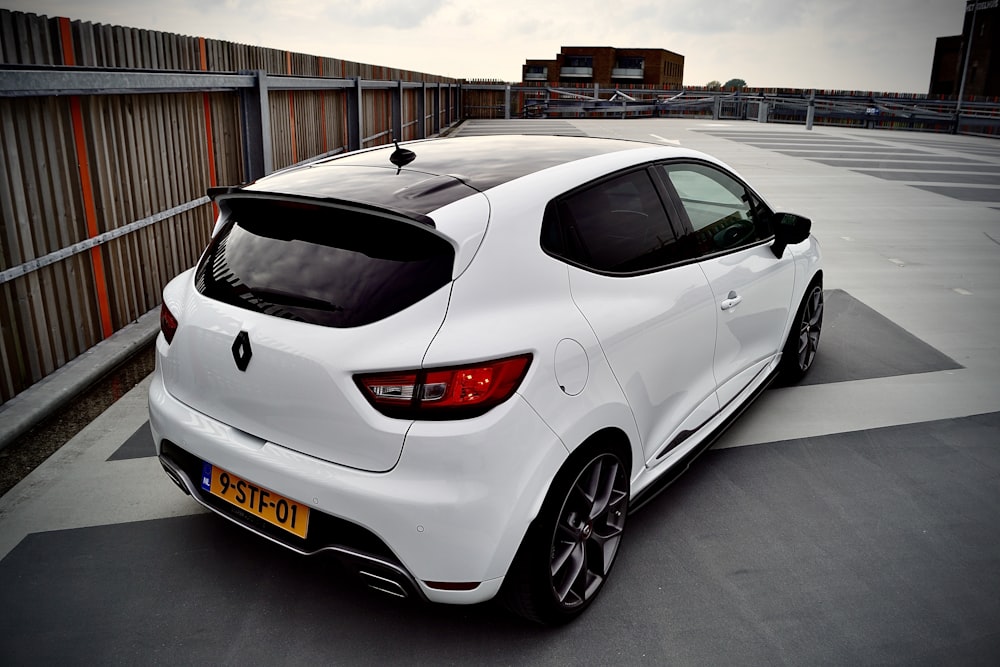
[
  {"xmin": 355, "ymin": 354, "xmax": 532, "ymax": 419},
  {"xmin": 160, "ymin": 303, "xmax": 178, "ymax": 344}
]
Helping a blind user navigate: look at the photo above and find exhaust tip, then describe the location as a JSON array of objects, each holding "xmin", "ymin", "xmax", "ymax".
[
  {"xmin": 359, "ymin": 570, "xmax": 409, "ymax": 599},
  {"xmin": 160, "ymin": 461, "xmax": 190, "ymax": 495}
]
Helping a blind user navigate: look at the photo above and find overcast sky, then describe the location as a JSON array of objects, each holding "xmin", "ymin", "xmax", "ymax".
[{"xmin": 8, "ymin": 0, "xmax": 967, "ymax": 92}]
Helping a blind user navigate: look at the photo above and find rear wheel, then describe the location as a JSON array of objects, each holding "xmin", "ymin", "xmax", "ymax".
[
  {"xmin": 780, "ymin": 281, "xmax": 823, "ymax": 381},
  {"xmin": 502, "ymin": 449, "xmax": 629, "ymax": 625}
]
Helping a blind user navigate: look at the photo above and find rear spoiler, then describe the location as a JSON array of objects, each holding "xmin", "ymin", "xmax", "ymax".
[
  {"xmin": 205, "ymin": 188, "xmax": 436, "ymax": 229},
  {"xmin": 207, "ymin": 185, "xmax": 245, "ymax": 201}
]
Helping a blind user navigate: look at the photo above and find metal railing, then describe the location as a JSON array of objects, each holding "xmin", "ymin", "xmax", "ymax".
[{"xmin": 461, "ymin": 84, "xmax": 1000, "ymax": 137}]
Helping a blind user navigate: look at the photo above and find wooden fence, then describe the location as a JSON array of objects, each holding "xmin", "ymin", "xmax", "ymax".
[{"xmin": 0, "ymin": 9, "xmax": 459, "ymax": 405}]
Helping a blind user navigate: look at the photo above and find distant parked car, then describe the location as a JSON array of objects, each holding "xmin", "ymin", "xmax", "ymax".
[{"xmin": 150, "ymin": 135, "xmax": 822, "ymax": 624}]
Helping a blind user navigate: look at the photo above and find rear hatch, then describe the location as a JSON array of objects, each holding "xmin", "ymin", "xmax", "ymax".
[{"xmin": 161, "ymin": 195, "xmax": 461, "ymax": 472}]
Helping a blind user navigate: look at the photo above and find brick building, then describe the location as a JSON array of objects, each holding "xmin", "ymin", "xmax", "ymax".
[
  {"xmin": 929, "ymin": 0, "xmax": 998, "ymax": 97},
  {"xmin": 522, "ymin": 46, "xmax": 684, "ymax": 87}
]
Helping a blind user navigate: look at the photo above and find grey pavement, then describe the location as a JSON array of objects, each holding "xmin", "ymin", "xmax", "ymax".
[{"xmin": 1, "ymin": 119, "xmax": 998, "ymax": 663}]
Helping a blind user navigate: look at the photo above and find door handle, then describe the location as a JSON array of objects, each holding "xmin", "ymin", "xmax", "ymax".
[{"xmin": 720, "ymin": 291, "xmax": 742, "ymax": 311}]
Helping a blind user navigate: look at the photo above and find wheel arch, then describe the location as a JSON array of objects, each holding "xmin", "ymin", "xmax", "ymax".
[
  {"xmin": 808, "ymin": 268, "xmax": 824, "ymax": 289},
  {"xmin": 504, "ymin": 426, "xmax": 634, "ymax": 578},
  {"xmin": 779, "ymin": 268, "xmax": 825, "ymax": 382},
  {"xmin": 575, "ymin": 426, "xmax": 634, "ymax": 475},
  {"xmin": 500, "ymin": 425, "xmax": 633, "ymax": 623}
]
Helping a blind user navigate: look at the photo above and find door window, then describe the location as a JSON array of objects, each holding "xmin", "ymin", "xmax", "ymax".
[
  {"xmin": 542, "ymin": 169, "xmax": 682, "ymax": 273},
  {"xmin": 658, "ymin": 163, "xmax": 772, "ymax": 258}
]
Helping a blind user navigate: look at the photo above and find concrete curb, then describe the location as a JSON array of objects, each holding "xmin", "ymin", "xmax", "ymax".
[{"xmin": 0, "ymin": 307, "xmax": 160, "ymax": 451}]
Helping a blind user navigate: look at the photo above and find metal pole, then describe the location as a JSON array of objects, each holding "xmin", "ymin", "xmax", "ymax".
[
  {"xmin": 238, "ymin": 70, "xmax": 272, "ymax": 179},
  {"xmin": 347, "ymin": 77, "xmax": 362, "ymax": 151},
  {"xmin": 432, "ymin": 84, "xmax": 441, "ymax": 134},
  {"xmin": 806, "ymin": 90, "xmax": 815, "ymax": 130},
  {"xmin": 391, "ymin": 80, "xmax": 403, "ymax": 142},
  {"xmin": 954, "ymin": 1, "xmax": 979, "ymax": 134},
  {"xmin": 444, "ymin": 83, "xmax": 455, "ymax": 127},
  {"xmin": 504, "ymin": 84, "xmax": 511, "ymax": 120},
  {"xmin": 418, "ymin": 83, "xmax": 427, "ymax": 139}
]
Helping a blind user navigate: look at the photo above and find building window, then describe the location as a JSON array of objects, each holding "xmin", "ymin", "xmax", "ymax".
[{"xmin": 616, "ymin": 56, "xmax": 644, "ymax": 70}]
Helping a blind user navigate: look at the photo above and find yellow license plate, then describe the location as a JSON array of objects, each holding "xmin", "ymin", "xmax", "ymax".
[{"xmin": 200, "ymin": 462, "xmax": 309, "ymax": 539}]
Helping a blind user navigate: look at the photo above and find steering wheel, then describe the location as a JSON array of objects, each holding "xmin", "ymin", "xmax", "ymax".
[{"xmin": 713, "ymin": 220, "xmax": 755, "ymax": 249}]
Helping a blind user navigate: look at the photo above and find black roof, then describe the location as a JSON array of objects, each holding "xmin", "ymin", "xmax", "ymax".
[{"xmin": 242, "ymin": 135, "xmax": 648, "ymax": 217}]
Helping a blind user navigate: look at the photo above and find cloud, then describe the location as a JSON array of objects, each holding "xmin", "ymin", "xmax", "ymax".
[
  {"xmin": 629, "ymin": 0, "xmax": 811, "ymax": 35},
  {"xmin": 320, "ymin": 0, "xmax": 447, "ymax": 29},
  {"xmin": 5, "ymin": 0, "xmax": 970, "ymax": 90}
]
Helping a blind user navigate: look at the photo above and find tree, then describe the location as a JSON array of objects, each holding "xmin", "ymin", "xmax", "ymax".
[
  {"xmin": 705, "ymin": 80, "xmax": 722, "ymax": 91},
  {"xmin": 724, "ymin": 78, "xmax": 747, "ymax": 90}
]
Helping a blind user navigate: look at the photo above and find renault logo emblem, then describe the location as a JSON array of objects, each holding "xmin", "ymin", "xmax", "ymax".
[{"xmin": 232, "ymin": 331, "xmax": 252, "ymax": 371}]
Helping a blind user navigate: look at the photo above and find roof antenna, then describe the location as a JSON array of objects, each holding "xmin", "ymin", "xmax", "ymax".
[{"xmin": 389, "ymin": 136, "xmax": 416, "ymax": 174}]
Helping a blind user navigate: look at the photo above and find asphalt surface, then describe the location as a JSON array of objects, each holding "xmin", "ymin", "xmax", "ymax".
[{"xmin": 1, "ymin": 119, "xmax": 998, "ymax": 664}]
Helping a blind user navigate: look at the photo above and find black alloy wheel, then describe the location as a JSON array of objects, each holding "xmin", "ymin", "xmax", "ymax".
[
  {"xmin": 781, "ymin": 282, "xmax": 823, "ymax": 381},
  {"xmin": 503, "ymin": 449, "xmax": 629, "ymax": 625}
]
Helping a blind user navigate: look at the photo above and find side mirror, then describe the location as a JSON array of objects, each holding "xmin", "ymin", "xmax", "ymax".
[{"xmin": 770, "ymin": 213, "xmax": 812, "ymax": 258}]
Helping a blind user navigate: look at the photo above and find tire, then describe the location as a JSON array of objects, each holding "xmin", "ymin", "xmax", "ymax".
[
  {"xmin": 501, "ymin": 448, "xmax": 629, "ymax": 625},
  {"xmin": 780, "ymin": 280, "xmax": 824, "ymax": 382}
]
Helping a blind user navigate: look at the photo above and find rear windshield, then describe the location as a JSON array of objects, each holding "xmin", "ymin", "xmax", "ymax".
[{"xmin": 195, "ymin": 198, "xmax": 454, "ymax": 328}]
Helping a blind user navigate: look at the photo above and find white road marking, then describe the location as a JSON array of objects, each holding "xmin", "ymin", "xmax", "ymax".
[{"xmin": 650, "ymin": 134, "xmax": 681, "ymax": 145}]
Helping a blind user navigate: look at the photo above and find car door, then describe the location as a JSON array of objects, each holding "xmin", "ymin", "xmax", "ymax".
[
  {"xmin": 542, "ymin": 167, "xmax": 721, "ymax": 464},
  {"xmin": 656, "ymin": 161, "xmax": 797, "ymax": 408}
]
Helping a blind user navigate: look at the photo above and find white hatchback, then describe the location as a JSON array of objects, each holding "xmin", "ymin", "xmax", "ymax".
[{"xmin": 150, "ymin": 135, "xmax": 822, "ymax": 624}]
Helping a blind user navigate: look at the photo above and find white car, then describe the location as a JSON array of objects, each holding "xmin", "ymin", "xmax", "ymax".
[{"xmin": 150, "ymin": 135, "xmax": 822, "ymax": 624}]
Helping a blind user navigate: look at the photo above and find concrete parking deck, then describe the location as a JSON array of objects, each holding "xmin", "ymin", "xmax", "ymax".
[{"xmin": 1, "ymin": 119, "xmax": 998, "ymax": 663}]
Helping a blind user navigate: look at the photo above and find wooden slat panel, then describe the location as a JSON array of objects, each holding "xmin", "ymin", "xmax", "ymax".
[
  {"xmin": 0, "ymin": 8, "xmax": 459, "ymax": 405},
  {"xmin": 44, "ymin": 95, "xmax": 96, "ymax": 356},
  {"xmin": 269, "ymin": 90, "xmax": 293, "ymax": 169},
  {"xmin": 159, "ymin": 94, "xmax": 183, "ymax": 278},
  {"xmin": 0, "ymin": 10, "xmax": 17, "ymax": 64},
  {"xmin": 1, "ymin": 98, "xmax": 42, "ymax": 385},
  {"xmin": 74, "ymin": 20, "xmax": 96, "ymax": 67},
  {"xmin": 30, "ymin": 97, "xmax": 72, "ymax": 367},
  {"xmin": 210, "ymin": 92, "xmax": 243, "ymax": 186}
]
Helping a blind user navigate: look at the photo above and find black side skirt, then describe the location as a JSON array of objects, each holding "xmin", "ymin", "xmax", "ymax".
[{"xmin": 629, "ymin": 364, "xmax": 779, "ymax": 513}]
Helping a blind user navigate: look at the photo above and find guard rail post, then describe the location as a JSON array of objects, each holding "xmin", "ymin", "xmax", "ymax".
[
  {"xmin": 239, "ymin": 70, "xmax": 272, "ymax": 180},
  {"xmin": 432, "ymin": 84, "xmax": 441, "ymax": 134},
  {"xmin": 347, "ymin": 77, "xmax": 362, "ymax": 151},
  {"xmin": 418, "ymin": 83, "xmax": 427, "ymax": 139},
  {"xmin": 391, "ymin": 80, "xmax": 403, "ymax": 142}
]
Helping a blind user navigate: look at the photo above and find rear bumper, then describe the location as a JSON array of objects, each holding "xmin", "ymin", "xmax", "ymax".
[
  {"xmin": 158, "ymin": 447, "xmax": 423, "ymax": 600},
  {"xmin": 147, "ymin": 361, "xmax": 569, "ymax": 604}
]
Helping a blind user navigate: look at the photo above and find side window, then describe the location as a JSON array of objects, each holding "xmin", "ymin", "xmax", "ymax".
[
  {"xmin": 542, "ymin": 169, "xmax": 682, "ymax": 273},
  {"xmin": 659, "ymin": 163, "xmax": 772, "ymax": 256}
]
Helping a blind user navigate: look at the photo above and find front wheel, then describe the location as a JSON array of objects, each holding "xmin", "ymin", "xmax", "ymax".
[
  {"xmin": 502, "ymin": 450, "xmax": 629, "ymax": 625},
  {"xmin": 780, "ymin": 282, "xmax": 823, "ymax": 381}
]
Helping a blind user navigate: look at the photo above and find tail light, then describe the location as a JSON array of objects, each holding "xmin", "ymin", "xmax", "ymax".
[
  {"xmin": 355, "ymin": 354, "xmax": 532, "ymax": 420},
  {"xmin": 160, "ymin": 303, "xmax": 178, "ymax": 344}
]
